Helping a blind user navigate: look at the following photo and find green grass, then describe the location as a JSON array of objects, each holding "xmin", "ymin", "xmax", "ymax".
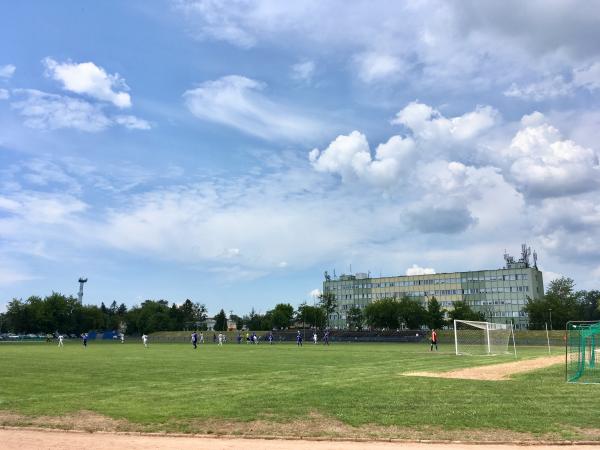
[{"xmin": 0, "ymin": 341, "xmax": 597, "ymax": 441}]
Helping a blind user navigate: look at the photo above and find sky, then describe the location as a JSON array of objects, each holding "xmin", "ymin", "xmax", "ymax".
[{"xmin": 1, "ymin": 0, "xmax": 600, "ymax": 315}]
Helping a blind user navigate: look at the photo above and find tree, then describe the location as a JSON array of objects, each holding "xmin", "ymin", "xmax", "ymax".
[
  {"xmin": 346, "ymin": 305, "xmax": 364, "ymax": 330},
  {"xmin": 318, "ymin": 291, "xmax": 337, "ymax": 328},
  {"xmin": 297, "ymin": 303, "xmax": 326, "ymax": 328},
  {"xmin": 426, "ymin": 296, "xmax": 445, "ymax": 330},
  {"xmin": 525, "ymin": 277, "xmax": 583, "ymax": 329},
  {"xmin": 448, "ymin": 301, "xmax": 485, "ymax": 322},
  {"xmin": 578, "ymin": 290, "xmax": 600, "ymax": 322},
  {"xmin": 229, "ymin": 313, "xmax": 243, "ymax": 330},
  {"xmin": 268, "ymin": 303, "xmax": 294, "ymax": 329},
  {"xmin": 214, "ymin": 309, "xmax": 227, "ymax": 331},
  {"xmin": 364, "ymin": 298, "xmax": 400, "ymax": 329},
  {"xmin": 397, "ymin": 297, "xmax": 427, "ymax": 329}
]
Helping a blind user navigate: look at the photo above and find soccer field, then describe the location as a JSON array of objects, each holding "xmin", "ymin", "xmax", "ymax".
[{"xmin": 0, "ymin": 341, "xmax": 598, "ymax": 442}]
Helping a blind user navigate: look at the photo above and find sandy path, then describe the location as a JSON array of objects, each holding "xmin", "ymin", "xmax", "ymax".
[
  {"xmin": 405, "ymin": 355, "xmax": 564, "ymax": 381},
  {"xmin": 2, "ymin": 428, "xmax": 599, "ymax": 450}
]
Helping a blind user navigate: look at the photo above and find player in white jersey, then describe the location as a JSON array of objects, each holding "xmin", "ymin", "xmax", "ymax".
[
  {"xmin": 58, "ymin": 335, "xmax": 64, "ymax": 347},
  {"xmin": 142, "ymin": 334, "xmax": 148, "ymax": 348},
  {"xmin": 199, "ymin": 332, "xmax": 204, "ymax": 344},
  {"xmin": 218, "ymin": 333, "xmax": 223, "ymax": 346},
  {"xmin": 120, "ymin": 333, "xmax": 125, "ymax": 344},
  {"xmin": 313, "ymin": 333, "xmax": 318, "ymax": 344}
]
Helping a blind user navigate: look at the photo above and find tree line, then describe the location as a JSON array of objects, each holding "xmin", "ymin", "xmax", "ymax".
[
  {"xmin": 524, "ymin": 277, "xmax": 600, "ymax": 329},
  {"xmin": 1, "ymin": 277, "xmax": 598, "ymax": 334}
]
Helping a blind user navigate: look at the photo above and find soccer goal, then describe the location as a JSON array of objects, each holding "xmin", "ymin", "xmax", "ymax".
[
  {"xmin": 566, "ymin": 321, "xmax": 600, "ymax": 384},
  {"xmin": 454, "ymin": 320, "xmax": 516, "ymax": 357}
]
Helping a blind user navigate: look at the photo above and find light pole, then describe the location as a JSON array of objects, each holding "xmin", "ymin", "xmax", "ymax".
[{"xmin": 549, "ymin": 308, "xmax": 552, "ymax": 331}]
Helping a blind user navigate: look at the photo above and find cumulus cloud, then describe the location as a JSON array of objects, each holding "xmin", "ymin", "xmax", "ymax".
[
  {"xmin": 10, "ymin": 90, "xmax": 150, "ymax": 132},
  {"xmin": 0, "ymin": 88, "xmax": 8, "ymax": 100},
  {"xmin": 503, "ymin": 113, "xmax": 600, "ymax": 197},
  {"xmin": 43, "ymin": 57, "xmax": 131, "ymax": 108},
  {"xmin": 309, "ymin": 288, "xmax": 322, "ymax": 298},
  {"xmin": 392, "ymin": 102, "xmax": 498, "ymax": 141},
  {"xmin": 405, "ymin": 264, "xmax": 436, "ymax": 276},
  {"xmin": 291, "ymin": 60, "xmax": 315, "ymax": 83},
  {"xmin": 184, "ymin": 75, "xmax": 321, "ymax": 141},
  {"xmin": 309, "ymin": 131, "xmax": 416, "ymax": 186},
  {"xmin": 0, "ymin": 64, "xmax": 16, "ymax": 79}
]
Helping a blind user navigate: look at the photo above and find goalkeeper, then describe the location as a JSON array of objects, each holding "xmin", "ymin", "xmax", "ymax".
[{"xmin": 430, "ymin": 329, "xmax": 438, "ymax": 351}]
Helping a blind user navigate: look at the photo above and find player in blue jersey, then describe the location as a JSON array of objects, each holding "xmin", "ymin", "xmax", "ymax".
[
  {"xmin": 81, "ymin": 333, "xmax": 88, "ymax": 348},
  {"xmin": 323, "ymin": 331, "xmax": 329, "ymax": 346},
  {"xmin": 268, "ymin": 332, "xmax": 273, "ymax": 344},
  {"xmin": 296, "ymin": 331, "xmax": 303, "ymax": 347},
  {"xmin": 191, "ymin": 331, "xmax": 198, "ymax": 349}
]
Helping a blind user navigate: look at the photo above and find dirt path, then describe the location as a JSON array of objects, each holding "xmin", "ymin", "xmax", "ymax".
[
  {"xmin": 2, "ymin": 428, "xmax": 599, "ymax": 450},
  {"xmin": 404, "ymin": 355, "xmax": 564, "ymax": 381}
]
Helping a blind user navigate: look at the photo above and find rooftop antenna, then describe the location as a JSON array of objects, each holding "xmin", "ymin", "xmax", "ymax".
[
  {"xmin": 77, "ymin": 277, "xmax": 87, "ymax": 304},
  {"xmin": 533, "ymin": 250, "xmax": 538, "ymax": 268},
  {"xmin": 520, "ymin": 243, "xmax": 531, "ymax": 268}
]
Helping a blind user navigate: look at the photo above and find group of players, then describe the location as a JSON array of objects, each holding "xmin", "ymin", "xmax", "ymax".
[
  {"xmin": 186, "ymin": 330, "xmax": 331, "ymax": 348},
  {"xmin": 55, "ymin": 329, "xmax": 437, "ymax": 350}
]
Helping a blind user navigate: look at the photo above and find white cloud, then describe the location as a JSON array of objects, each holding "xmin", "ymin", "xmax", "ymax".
[
  {"xmin": 392, "ymin": 102, "xmax": 498, "ymax": 141},
  {"xmin": 0, "ymin": 191, "xmax": 87, "ymax": 224},
  {"xmin": 11, "ymin": 89, "xmax": 112, "ymax": 132},
  {"xmin": 503, "ymin": 114, "xmax": 600, "ymax": 197},
  {"xmin": 10, "ymin": 90, "xmax": 150, "ymax": 132},
  {"xmin": 309, "ymin": 288, "xmax": 321, "ymax": 299},
  {"xmin": 503, "ymin": 63, "xmax": 600, "ymax": 101},
  {"xmin": 355, "ymin": 52, "xmax": 405, "ymax": 83},
  {"xmin": 291, "ymin": 60, "xmax": 315, "ymax": 83},
  {"xmin": 114, "ymin": 115, "xmax": 152, "ymax": 130},
  {"xmin": 174, "ymin": 1, "xmax": 600, "ymax": 92},
  {"xmin": 309, "ymin": 131, "xmax": 416, "ymax": 186},
  {"xmin": 0, "ymin": 88, "xmax": 9, "ymax": 100},
  {"xmin": 573, "ymin": 62, "xmax": 600, "ymax": 91},
  {"xmin": 405, "ymin": 264, "xmax": 436, "ymax": 276},
  {"xmin": 183, "ymin": 75, "xmax": 321, "ymax": 141},
  {"xmin": 504, "ymin": 75, "xmax": 573, "ymax": 101},
  {"xmin": 43, "ymin": 57, "xmax": 131, "ymax": 108},
  {"xmin": 0, "ymin": 64, "xmax": 16, "ymax": 79}
]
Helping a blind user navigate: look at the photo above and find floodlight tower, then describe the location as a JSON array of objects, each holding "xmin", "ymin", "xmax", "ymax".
[{"xmin": 78, "ymin": 277, "xmax": 88, "ymax": 304}]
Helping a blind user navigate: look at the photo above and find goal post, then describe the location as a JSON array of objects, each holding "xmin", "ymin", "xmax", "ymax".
[{"xmin": 454, "ymin": 319, "xmax": 515, "ymax": 356}]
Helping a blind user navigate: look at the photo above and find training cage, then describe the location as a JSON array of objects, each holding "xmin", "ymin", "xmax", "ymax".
[{"xmin": 566, "ymin": 321, "xmax": 600, "ymax": 384}]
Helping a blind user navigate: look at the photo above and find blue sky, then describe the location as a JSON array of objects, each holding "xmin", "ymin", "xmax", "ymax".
[{"xmin": 1, "ymin": 1, "xmax": 600, "ymax": 315}]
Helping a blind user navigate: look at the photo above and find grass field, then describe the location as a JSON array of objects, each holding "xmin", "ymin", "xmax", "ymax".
[{"xmin": 0, "ymin": 341, "xmax": 598, "ymax": 442}]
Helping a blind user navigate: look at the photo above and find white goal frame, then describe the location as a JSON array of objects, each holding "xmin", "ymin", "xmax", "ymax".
[{"xmin": 454, "ymin": 319, "xmax": 517, "ymax": 357}]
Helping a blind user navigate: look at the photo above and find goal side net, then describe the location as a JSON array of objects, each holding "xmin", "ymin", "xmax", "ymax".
[
  {"xmin": 454, "ymin": 320, "xmax": 515, "ymax": 356},
  {"xmin": 566, "ymin": 321, "xmax": 600, "ymax": 384}
]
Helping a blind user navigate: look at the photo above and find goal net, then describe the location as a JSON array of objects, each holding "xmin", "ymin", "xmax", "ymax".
[
  {"xmin": 566, "ymin": 321, "xmax": 600, "ymax": 384},
  {"xmin": 454, "ymin": 320, "xmax": 515, "ymax": 356}
]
